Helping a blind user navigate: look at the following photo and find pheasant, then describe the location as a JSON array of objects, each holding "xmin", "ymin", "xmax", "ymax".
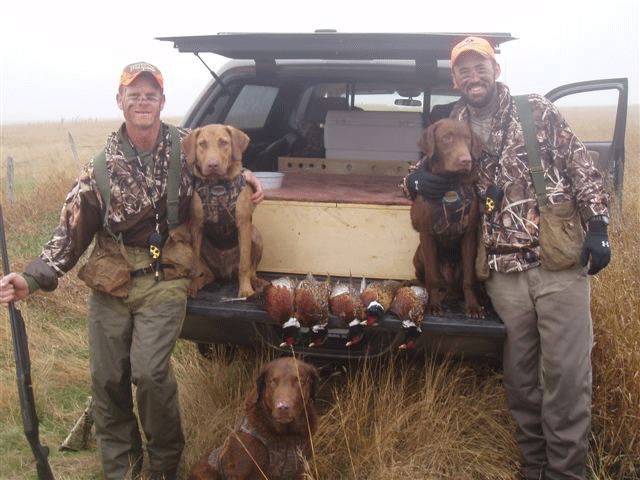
[
  {"xmin": 359, "ymin": 279, "xmax": 402, "ymax": 327},
  {"xmin": 294, "ymin": 273, "xmax": 332, "ymax": 347},
  {"xmin": 329, "ymin": 279, "xmax": 366, "ymax": 347},
  {"xmin": 263, "ymin": 277, "xmax": 299, "ymax": 347},
  {"xmin": 389, "ymin": 285, "xmax": 429, "ymax": 350}
]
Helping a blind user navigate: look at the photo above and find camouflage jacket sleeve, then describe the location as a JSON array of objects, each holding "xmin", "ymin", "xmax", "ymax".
[
  {"xmin": 529, "ymin": 94, "xmax": 609, "ymax": 220},
  {"xmin": 24, "ymin": 162, "xmax": 103, "ymax": 292}
]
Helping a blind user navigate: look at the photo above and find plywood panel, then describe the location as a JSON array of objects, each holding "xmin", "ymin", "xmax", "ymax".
[{"xmin": 253, "ymin": 200, "xmax": 419, "ymax": 280}]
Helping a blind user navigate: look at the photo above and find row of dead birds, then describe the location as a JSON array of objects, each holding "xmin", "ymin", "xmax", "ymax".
[{"xmin": 262, "ymin": 273, "xmax": 428, "ymax": 350}]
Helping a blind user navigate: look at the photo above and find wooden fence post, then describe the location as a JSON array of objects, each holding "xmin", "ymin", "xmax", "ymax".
[
  {"xmin": 68, "ymin": 132, "xmax": 80, "ymax": 169},
  {"xmin": 6, "ymin": 156, "xmax": 15, "ymax": 205}
]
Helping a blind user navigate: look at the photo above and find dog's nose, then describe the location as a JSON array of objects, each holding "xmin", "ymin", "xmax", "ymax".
[
  {"xmin": 276, "ymin": 401, "xmax": 290, "ymax": 412},
  {"xmin": 459, "ymin": 155, "xmax": 472, "ymax": 168}
]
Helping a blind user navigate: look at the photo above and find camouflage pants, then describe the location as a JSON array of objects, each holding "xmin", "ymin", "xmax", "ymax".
[
  {"xmin": 87, "ymin": 256, "xmax": 189, "ymax": 480},
  {"xmin": 487, "ymin": 265, "xmax": 592, "ymax": 480}
]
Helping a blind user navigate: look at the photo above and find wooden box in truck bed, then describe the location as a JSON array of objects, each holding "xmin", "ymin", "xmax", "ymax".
[{"xmin": 253, "ymin": 169, "xmax": 418, "ymax": 280}]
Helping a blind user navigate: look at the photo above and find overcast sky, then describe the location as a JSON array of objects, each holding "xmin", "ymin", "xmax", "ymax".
[{"xmin": 0, "ymin": 0, "xmax": 638, "ymax": 124}]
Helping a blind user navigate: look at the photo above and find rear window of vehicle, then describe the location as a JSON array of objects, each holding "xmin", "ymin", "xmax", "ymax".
[{"xmin": 224, "ymin": 85, "xmax": 279, "ymax": 130}]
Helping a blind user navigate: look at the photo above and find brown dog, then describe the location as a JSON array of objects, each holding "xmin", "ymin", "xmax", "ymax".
[
  {"xmin": 188, "ymin": 357, "xmax": 320, "ymax": 480},
  {"xmin": 182, "ymin": 124, "xmax": 264, "ymax": 298},
  {"xmin": 410, "ymin": 118, "xmax": 485, "ymax": 317}
]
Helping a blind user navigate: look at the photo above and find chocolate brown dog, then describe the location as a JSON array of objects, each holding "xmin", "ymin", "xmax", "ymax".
[
  {"xmin": 188, "ymin": 357, "xmax": 320, "ymax": 480},
  {"xmin": 182, "ymin": 124, "xmax": 264, "ymax": 298},
  {"xmin": 410, "ymin": 118, "xmax": 485, "ymax": 317}
]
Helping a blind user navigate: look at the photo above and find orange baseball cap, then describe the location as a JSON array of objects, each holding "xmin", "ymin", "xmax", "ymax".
[
  {"xmin": 451, "ymin": 36, "xmax": 496, "ymax": 66},
  {"xmin": 119, "ymin": 62, "xmax": 164, "ymax": 90}
]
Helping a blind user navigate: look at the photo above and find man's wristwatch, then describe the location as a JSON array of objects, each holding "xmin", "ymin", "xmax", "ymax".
[{"xmin": 590, "ymin": 215, "xmax": 610, "ymax": 225}]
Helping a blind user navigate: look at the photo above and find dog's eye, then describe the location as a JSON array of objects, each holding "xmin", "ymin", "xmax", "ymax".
[
  {"xmin": 198, "ymin": 140, "xmax": 208, "ymax": 150},
  {"xmin": 218, "ymin": 139, "xmax": 230, "ymax": 148}
]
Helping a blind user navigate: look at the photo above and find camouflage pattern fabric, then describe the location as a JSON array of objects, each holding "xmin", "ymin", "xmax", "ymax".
[
  {"xmin": 427, "ymin": 183, "xmax": 475, "ymax": 239},
  {"xmin": 195, "ymin": 174, "xmax": 247, "ymax": 250},
  {"xmin": 448, "ymin": 83, "xmax": 608, "ymax": 273},
  {"xmin": 25, "ymin": 123, "xmax": 194, "ymax": 288}
]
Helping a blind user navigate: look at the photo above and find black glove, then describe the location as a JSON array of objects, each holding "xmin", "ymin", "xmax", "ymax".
[
  {"xmin": 406, "ymin": 169, "xmax": 454, "ymax": 201},
  {"xmin": 580, "ymin": 217, "xmax": 611, "ymax": 275}
]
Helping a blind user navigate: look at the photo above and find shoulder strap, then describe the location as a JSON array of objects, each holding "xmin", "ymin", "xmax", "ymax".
[
  {"xmin": 92, "ymin": 149, "xmax": 121, "ymax": 241},
  {"xmin": 166, "ymin": 124, "xmax": 182, "ymax": 230},
  {"xmin": 514, "ymin": 95, "xmax": 548, "ymax": 208}
]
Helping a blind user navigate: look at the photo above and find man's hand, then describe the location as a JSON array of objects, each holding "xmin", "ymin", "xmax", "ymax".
[
  {"xmin": 0, "ymin": 273, "xmax": 30, "ymax": 306},
  {"xmin": 242, "ymin": 169, "xmax": 264, "ymax": 204},
  {"xmin": 580, "ymin": 216, "xmax": 611, "ymax": 275},
  {"xmin": 404, "ymin": 169, "xmax": 454, "ymax": 201}
]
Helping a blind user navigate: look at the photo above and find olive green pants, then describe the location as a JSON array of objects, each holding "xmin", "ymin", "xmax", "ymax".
[
  {"xmin": 88, "ymin": 270, "xmax": 189, "ymax": 480},
  {"xmin": 486, "ymin": 265, "xmax": 592, "ymax": 480}
]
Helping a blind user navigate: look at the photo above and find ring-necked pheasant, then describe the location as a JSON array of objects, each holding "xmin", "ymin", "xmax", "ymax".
[
  {"xmin": 390, "ymin": 285, "xmax": 428, "ymax": 350},
  {"xmin": 295, "ymin": 273, "xmax": 332, "ymax": 347},
  {"xmin": 360, "ymin": 279, "xmax": 402, "ymax": 326},
  {"xmin": 263, "ymin": 277, "xmax": 299, "ymax": 347},
  {"xmin": 329, "ymin": 278, "xmax": 366, "ymax": 347}
]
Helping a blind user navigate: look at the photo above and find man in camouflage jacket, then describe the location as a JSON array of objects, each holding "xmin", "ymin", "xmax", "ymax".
[
  {"xmin": 0, "ymin": 62, "xmax": 263, "ymax": 480},
  {"xmin": 405, "ymin": 37, "xmax": 611, "ymax": 480}
]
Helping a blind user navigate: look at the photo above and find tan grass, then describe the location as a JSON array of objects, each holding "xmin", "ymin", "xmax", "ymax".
[
  {"xmin": 0, "ymin": 107, "xmax": 638, "ymax": 479},
  {"xmin": 310, "ymin": 358, "xmax": 519, "ymax": 479}
]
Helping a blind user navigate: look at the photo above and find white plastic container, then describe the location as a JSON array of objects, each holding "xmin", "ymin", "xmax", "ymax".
[
  {"xmin": 254, "ymin": 171, "xmax": 285, "ymax": 189},
  {"xmin": 324, "ymin": 111, "xmax": 423, "ymax": 161}
]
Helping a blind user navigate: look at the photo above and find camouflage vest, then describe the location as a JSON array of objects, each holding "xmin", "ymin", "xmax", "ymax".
[
  {"xmin": 196, "ymin": 174, "xmax": 247, "ymax": 250},
  {"xmin": 427, "ymin": 182, "xmax": 475, "ymax": 239}
]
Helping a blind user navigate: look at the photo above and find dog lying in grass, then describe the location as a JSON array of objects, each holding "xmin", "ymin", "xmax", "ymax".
[{"xmin": 188, "ymin": 357, "xmax": 320, "ymax": 479}]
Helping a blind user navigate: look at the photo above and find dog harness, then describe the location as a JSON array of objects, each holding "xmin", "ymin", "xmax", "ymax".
[
  {"xmin": 195, "ymin": 174, "xmax": 247, "ymax": 250},
  {"xmin": 208, "ymin": 416, "xmax": 305, "ymax": 480},
  {"xmin": 427, "ymin": 182, "xmax": 475, "ymax": 238}
]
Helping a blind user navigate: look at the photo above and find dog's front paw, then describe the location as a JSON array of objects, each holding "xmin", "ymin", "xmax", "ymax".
[
  {"xmin": 464, "ymin": 301, "xmax": 486, "ymax": 319},
  {"xmin": 426, "ymin": 302, "xmax": 445, "ymax": 316},
  {"xmin": 426, "ymin": 289, "xmax": 446, "ymax": 316},
  {"xmin": 238, "ymin": 286, "xmax": 255, "ymax": 299}
]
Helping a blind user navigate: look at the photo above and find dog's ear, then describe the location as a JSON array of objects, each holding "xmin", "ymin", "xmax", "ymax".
[
  {"xmin": 255, "ymin": 368, "xmax": 267, "ymax": 404},
  {"xmin": 181, "ymin": 128, "xmax": 199, "ymax": 166},
  {"xmin": 225, "ymin": 126, "xmax": 251, "ymax": 164},
  {"xmin": 417, "ymin": 122, "xmax": 438, "ymax": 159}
]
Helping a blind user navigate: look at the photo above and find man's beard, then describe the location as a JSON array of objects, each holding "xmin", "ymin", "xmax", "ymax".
[{"xmin": 462, "ymin": 83, "xmax": 497, "ymax": 109}]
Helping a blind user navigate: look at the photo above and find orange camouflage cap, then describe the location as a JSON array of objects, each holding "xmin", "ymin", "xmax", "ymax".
[
  {"xmin": 119, "ymin": 62, "xmax": 164, "ymax": 90},
  {"xmin": 451, "ymin": 36, "xmax": 496, "ymax": 66}
]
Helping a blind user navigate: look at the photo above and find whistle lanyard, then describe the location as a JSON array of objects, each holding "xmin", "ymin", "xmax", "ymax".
[
  {"xmin": 125, "ymin": 125, "xmax": 167, "ymax": 235},
  {"xmin": 125, "ymin": 125, "xmax": 168, "ymax": 279}
]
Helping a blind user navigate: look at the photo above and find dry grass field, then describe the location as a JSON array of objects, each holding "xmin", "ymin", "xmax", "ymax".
[{"xmin": 0, "ymin": 106, "xmax": 638, "ymax": 479}]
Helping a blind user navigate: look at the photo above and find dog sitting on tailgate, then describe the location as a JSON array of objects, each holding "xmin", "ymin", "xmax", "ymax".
[
  {"xmin": 408, "ymin": 118, "xmax": 485, "ymax": 318},
  {"xmin": 188, "ymin": 357, "xmax": 320, "ymax": 480},
  {"xmin": 182, "ymin": 124, "xmax": 265, "ymax": 298}
]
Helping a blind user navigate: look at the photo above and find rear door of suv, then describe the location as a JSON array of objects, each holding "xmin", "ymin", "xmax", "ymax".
[{"xmin": 545, "ymin": 78, "xmax": 628, "ymax": 208}]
